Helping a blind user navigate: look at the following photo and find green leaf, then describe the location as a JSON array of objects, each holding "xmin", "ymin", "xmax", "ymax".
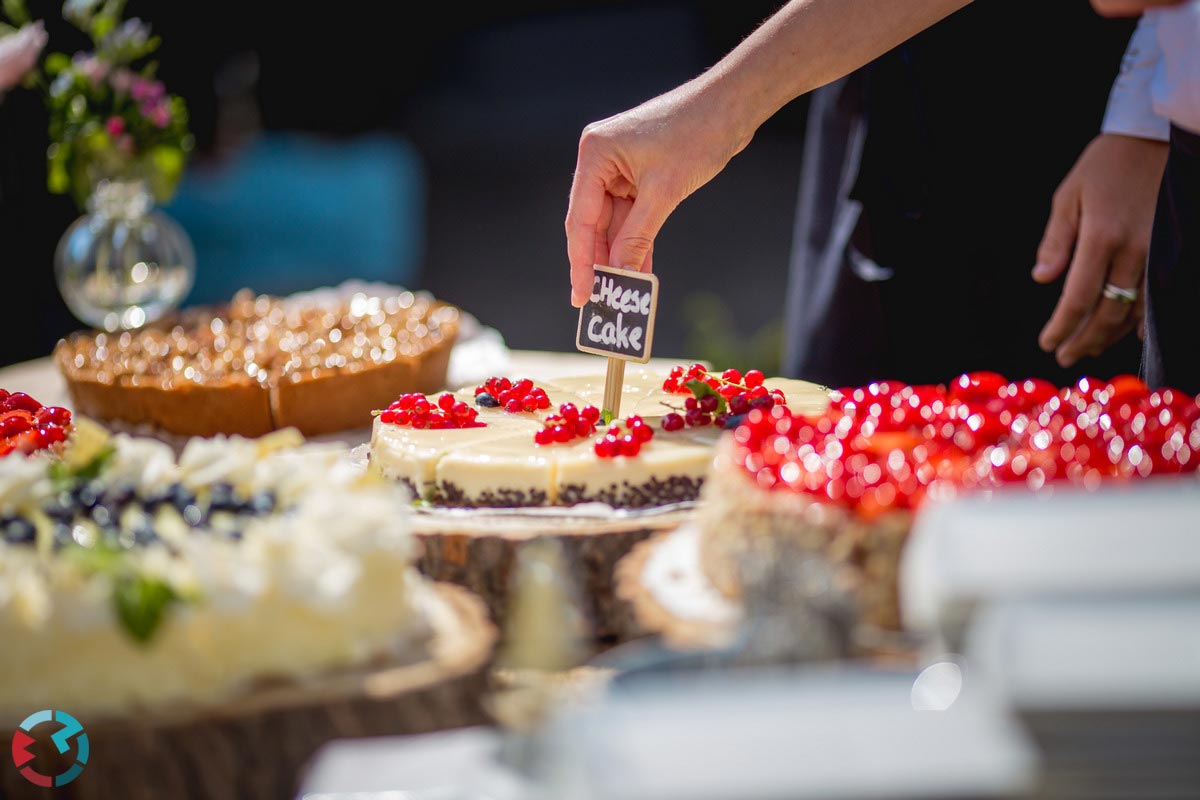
[
  {"xmin": 90, "ymin": 12, "xmax": 116, "ymax": 42},
  {"xmin": 144, "ymin": 143, "xmax": 186, "ymax": 202},
  {"xmin": 44, "ymin": 51, "xmax": 71, "ymax": 75},
  {"xmin": 601, "ymin": 409, "xmax": 615, "ymax": 426},
  {"xmin": 113, "ymin": 573, "xmax": 178, "ymax": 644},
  {"xmin": 62, "ymin": 541, "xmax": 125, "ymax": 577},
  {"xmin": 0, "ymin": 20, "xmax": 16, "ymax": 35},
  {"xmin": 46, "ymin": 141, "xmax": 70, "ymax": 194},
  {"xmin": 48, "ymin": 442, "xmax": 115, "ymax": 484},
  {"xmin": 685, "ymin": 379, "xmax": 727, "ymax": 414},
  {"xmin": 1, "ymin": 0, "xmax": 29, "ymax": 26}
]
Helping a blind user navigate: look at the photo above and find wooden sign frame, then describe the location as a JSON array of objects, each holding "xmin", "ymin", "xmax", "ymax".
[{"xmin": 575, "ymin": 265, "xmax": 659, "ymax": 364}]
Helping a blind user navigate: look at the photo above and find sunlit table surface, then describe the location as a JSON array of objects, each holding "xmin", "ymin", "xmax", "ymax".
[{"xmin": 0, "ymin": 350, "xmax": 686, "ymax": 418}]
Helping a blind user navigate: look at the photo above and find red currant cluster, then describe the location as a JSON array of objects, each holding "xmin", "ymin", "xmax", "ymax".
[
  {"xmin": 534, "ymin": 403, "xmax": 601, "ymax": 445},
  {"xmin": 379, "ymin": 392, "xmax": 484, "ymax": 429},
  {"xmin": 474, "ymin": 377, "xmax": 551, "ymax": 413},
  {"xmin": 734, "ymin": 403, "xmax": 968, "ymax": 520},
  {"xmin": 663, "ymin": 364, "xmax": 766, "ymax": 396},
  {"xmin": 734, "ymin": 371, "xmax": 1200, "ymax": 520},
  {"xmin": 829, "ymin": 372, "xmax": 1058, "ymax": 452},
  {"xmin": 594, "ymin": 415, "xmax": 655, "ymax": 458},
  {"xmin": 660, "ymin": 365, "xmax": 786, "ymax": 431},
  {"xmin": 0, "ymin": 389, "xmax": 72, "ymax": 457},
  {"xmin": 985, "ymin": 375, "xmax": 1200, "ymax": 486}
]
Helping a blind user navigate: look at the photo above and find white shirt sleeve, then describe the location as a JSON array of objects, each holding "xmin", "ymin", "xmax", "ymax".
[
  {"xmin": 1101, "ymin": 15, "xmax": 1171, "ymax": 143},
  {"xmin": 1147, "ymin": 0, "xmax": 1200, "ymax": 137}
]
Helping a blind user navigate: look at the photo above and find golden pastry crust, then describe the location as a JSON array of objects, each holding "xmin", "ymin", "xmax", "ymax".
[
  {"xmin": 54, "ymin": 290, "xmax": 459, "ymax": 438},
  {"xmin": 272, "ymin": 338, "xmax": 455, "ymax": 436}
]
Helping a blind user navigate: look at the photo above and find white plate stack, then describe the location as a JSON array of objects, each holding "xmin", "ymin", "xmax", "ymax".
[{"xmin": 901, "ymin": 478, "xmax": 1200, "ymax": 798}]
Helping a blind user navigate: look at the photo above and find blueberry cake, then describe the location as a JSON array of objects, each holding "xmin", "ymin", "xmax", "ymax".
[{"xmin": 0, "ymin": 424, "xmax": 430, "ymax": 716}]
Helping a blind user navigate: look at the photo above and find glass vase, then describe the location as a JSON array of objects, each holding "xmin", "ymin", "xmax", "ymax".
[{"xmin": 54, "ymin": 178, "xmax": 195, "ymax": 331}]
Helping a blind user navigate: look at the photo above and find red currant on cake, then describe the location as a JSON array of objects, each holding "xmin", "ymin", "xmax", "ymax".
[
  {"xmin": 660, "ymin": 363, "xmax": 789, "ymax": 430},
  {"xmin": 594, "ymin": 414, "xmax": 655, "ymax": 458},
  {"xmin": 534, "ymin": 403, "xmax": 601, "ymax": 445},
  {"xmin": 474, "ymin": 377, "xmax": 552, "ymax": 411},
  {"xmin": 378, "ymin": 392, "xmax": 484, "ymax": 429}
]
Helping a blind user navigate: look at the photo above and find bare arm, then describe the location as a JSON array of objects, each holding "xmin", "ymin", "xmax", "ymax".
[
  {"xmin": 1091, "ymin": 0, "xmax": 1185, "ymax": 17},
  {"xmin": 566, "ymin": 0, "xmax": 972, "ymax": 306}
]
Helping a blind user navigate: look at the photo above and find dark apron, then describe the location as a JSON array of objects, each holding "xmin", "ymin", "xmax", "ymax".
[
  {"xmin": 784, "ymin": 1, "xmax": 1140, "ymax": 388},
  {"xmin": 1143, "ymin": 125, "xmax": 1200, "ymax": 393}
]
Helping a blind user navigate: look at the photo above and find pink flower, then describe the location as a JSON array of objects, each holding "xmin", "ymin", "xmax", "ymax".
[
  {"xmin": 109, "ymin": 67, "xmax": 135, "ymax": 94},
  {"xmin": 130, "ymin": 77, "xmax": 164, "ymax": 103},
  {"xmin": 106, "ymin": 115, "xmax": 125, "ymax": 136},
  {"xmin": 78, "ymin": 55, "xmax": 109, "ymax": 86},
  {"xmin": 144, "ymin": 101, "xmax": 171, "ymax": 129},
  {"xmin": 0, "ymin": 22, "xmax": 48, "ymax": 94}
]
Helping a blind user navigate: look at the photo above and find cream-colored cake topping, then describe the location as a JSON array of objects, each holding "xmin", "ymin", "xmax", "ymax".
[
  {"xmin": 0, "ymin": 432, "xmax": 428, "ymax": 716},
  {"xmin": 369, "ymin": 368, "xmax": 831, "ymax": 508}
]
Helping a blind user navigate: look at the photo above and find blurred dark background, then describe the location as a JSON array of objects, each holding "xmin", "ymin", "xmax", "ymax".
[{"xmin": 0, "ymin": 1, "xmax": 804, "ymax": 368}]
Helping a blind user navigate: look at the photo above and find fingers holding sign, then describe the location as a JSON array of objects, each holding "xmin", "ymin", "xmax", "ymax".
[
  {"xmin": 566, "ymin": 126, "xmax": 677, "ymax": 307},
  {"xmin": 566, "ymin": 82, "xmax": 756, "ymax": 307},
  {"xmin": 1033, "ymin": 133, "xmax": 1168, "ymax": 368}
]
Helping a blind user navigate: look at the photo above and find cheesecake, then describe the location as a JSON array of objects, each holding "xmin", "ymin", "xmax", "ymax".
[
  {"xmin": 369, "ymin": 365, "xmax": 831, "ymax": 508},
  {"xmin": 0, "ymin": 427, "xmax": 431, "ymax": 716}
]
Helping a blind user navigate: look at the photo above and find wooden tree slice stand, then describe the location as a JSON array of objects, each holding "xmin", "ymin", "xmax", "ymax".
[
  {"xmin": 412, "ymin": 506, "xmax": 693, "ymax": 645},
  {"xmin": 615, "ymin": 528, "xmax": 740, "ymax": 651},
  {"xmin": 616, "ymin": 527, "xmax": 922, "ymax": 662},
  {"xmin": 0, "ymin": 583, "xmax": 495, "ymax": 800}
]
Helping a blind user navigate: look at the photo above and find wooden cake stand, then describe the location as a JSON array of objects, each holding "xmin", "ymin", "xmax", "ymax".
[
  {"xmin": 615, "ymin": 526, "xmax": 741, "ymax": 651},
  {"xmin": 616, "ymin": 526, "xmax": 921, "ymax": 661},
  {"xmin": 0, "ymin": 583, "xmax": 496, "ymax": 800},
  {"xmin": 413, "ymin": 506, "xmax": 693, "ymax": 645}
]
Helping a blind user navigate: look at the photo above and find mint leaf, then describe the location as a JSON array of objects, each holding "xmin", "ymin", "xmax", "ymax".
[
  {"xmin": 601, "ymin": 409, "xmax": 615, "ymax": 426},
  {"xmin": 113, "ymin": 573, "xmax": 179, "ymax": 644},
  {"xmin": 685, "ymin": 379, "xmax": 727, "ymax": 414},
  {"xmin": 63, "ymin": 541, "xmax": 125, "ymax": 576},
  {"xmin": 49, "ymin": 443, "xmax": 115, "ymax": 485}
]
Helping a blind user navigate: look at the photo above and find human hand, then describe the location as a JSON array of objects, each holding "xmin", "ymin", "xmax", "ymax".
[
  {"xmin": 1033, "ymin": 133, "xmax": 1168, "ymax": 367},
  {"xmin": 565, "ymin": 81, "xmax": 754, "ymax": 307},
  {"xmin": 1090, "ymin": 0, "xmax": 1186, "ymax": 17}
]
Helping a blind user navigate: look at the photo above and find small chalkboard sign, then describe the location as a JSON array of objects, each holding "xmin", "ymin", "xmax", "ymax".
[{"xmin": 575, "ymin": 265, "xmax": 659, "ymax": 363}]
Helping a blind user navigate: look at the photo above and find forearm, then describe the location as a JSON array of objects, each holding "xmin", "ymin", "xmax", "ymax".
[{"xmin": 695, "ymin": 0, "xmax": 972, "ymax": 146}]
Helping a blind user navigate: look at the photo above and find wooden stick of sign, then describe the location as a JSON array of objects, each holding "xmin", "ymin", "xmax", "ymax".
[
  {"xmin": 603, "ymin": 358, "xmax": 626, "ymax": 420},
  {"xmin": 576, "ymin": 265, "xmax": 660, "ymax": 420}
]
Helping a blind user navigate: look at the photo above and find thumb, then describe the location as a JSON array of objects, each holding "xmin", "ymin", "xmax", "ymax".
[
  {"xmin": 608, "ymin": 191, "xmax": 672, "ymax": 273},
  {"xmin": 1033, "ymin": 186, "xmax": 1080, "ymax": 283}
]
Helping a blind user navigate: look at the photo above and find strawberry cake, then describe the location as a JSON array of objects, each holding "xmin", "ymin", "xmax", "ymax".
[
  {"xmin": 697, "ymin": 373, "xmax": 1200, "ymax": 630},
  {"xmin": 0, "ymin": 388, "xmax": 73, "ymax": 459},
  {"xmin": 369, "ymin": 364, "xmax": 831, "ymax": 508}
]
